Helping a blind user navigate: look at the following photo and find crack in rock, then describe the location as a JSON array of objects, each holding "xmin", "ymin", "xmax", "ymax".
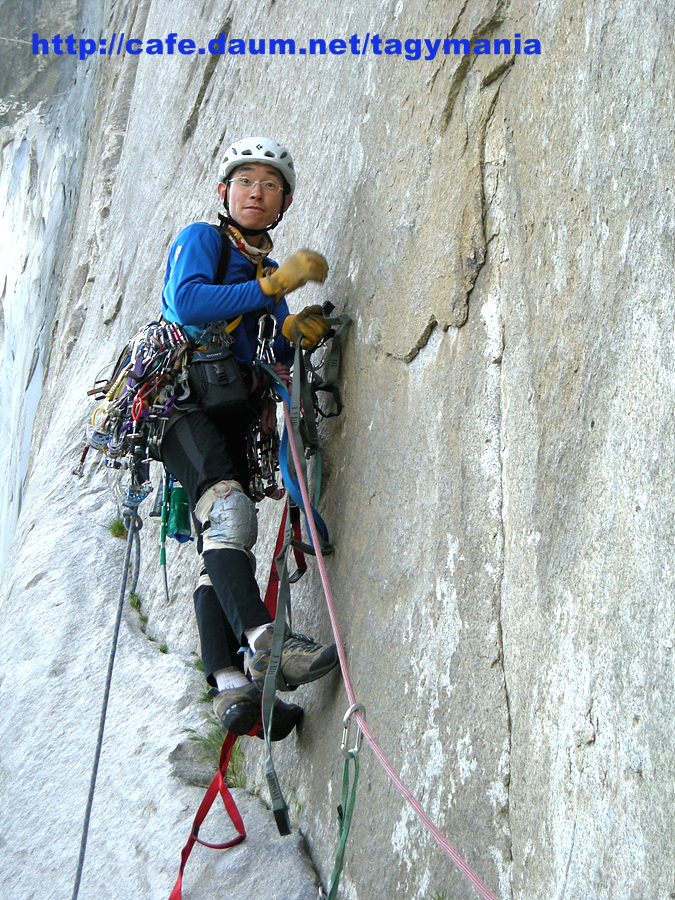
[
  {"xmin": 400, "ymin": 315, "xmax": 438, "ymax": 363},
  {"xmin": 399, "ymin": 58, "xmax": 514, "ymax": 364},
  {"xmin": 182, "ymin": 18, "xmax": 231, "ymax": 143}
]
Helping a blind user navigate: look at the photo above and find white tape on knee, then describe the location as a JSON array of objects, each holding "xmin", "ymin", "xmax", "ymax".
[
  {"xmin": 197, "ymin": 480, "xmax": 258, "ymax": 553},
  {"xmin": 195, "ymin": 480, "xmax": 245, "ymax": 525}
]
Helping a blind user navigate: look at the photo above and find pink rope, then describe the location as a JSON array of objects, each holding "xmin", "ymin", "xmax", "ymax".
[{"xmin": 282, "ymin": 402, "xmax": 499, "ymax": 900}]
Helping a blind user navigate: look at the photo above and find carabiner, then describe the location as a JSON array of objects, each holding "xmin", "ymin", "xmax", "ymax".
[
  {"xmin": 256, "ymin": 314, "xmax": 278, "ymax": 364},
  {"xmin": 341, "ymin": 703, "xmax": 366, "ymax": 758}
]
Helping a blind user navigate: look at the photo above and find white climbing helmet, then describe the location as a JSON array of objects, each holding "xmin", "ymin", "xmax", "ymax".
[{"xmin": 218, "ymin": 137, "xmax": 296, "ymax": 194}]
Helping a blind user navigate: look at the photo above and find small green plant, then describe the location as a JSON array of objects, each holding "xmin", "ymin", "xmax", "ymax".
[
  {"xmin": 107, "ymin": 517, "xmax": 127, "ymax": 539},
  {"xmin": 426, "ymin": 892, "xmax": 448, "ymax": 900},
  {"xmin": 284, "ymin": 783, "xmax": 303, "ymax": 825},
  {"xmin": 194, "ymin": 659, "xmax": 212, "ymax": 701},
  {"xmin": 185, "ymin": 713, "xmax": 247, "ymax": 788},
  {"xmin": 227, "ymin": 737, "xmax": 247, "ymax": 788},
  {"xmin": 185, "ymin": 716, "xmax": 224, "ymax": 764},
  {"xmin": 127, "ymin": 592, "xmax": 166, "ymax": 648}
]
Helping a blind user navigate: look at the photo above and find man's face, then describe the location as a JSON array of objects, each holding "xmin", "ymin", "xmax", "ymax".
[{"xmin": 218, "ymin": 163, "xmax": 292, "ymax": 231}]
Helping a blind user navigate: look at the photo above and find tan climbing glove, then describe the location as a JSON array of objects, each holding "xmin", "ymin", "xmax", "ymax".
[
  {"xmin": 258, "ymin": 249, "xmax": 328, "ymax": 298},
  {"xmin": 282, "ymin": 305, "xmax": 331, "ymax": 350}
]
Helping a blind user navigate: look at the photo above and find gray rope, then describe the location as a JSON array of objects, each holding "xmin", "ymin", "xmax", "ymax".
[{"xmin": 71, "ymin": 504, "xmax": 143, "ymax": 900}]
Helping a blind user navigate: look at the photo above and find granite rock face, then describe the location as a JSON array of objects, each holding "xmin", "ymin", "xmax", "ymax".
[{"xmin": 1, "ymin": 1, "xmax": 673, "ymax": 899}]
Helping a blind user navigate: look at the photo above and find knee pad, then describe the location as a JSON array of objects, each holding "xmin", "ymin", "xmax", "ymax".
[{"xmin": 196, "ymin": 480, "xmax": 258, "ymax": 553}]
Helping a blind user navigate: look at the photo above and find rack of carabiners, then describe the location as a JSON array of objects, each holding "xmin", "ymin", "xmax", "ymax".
[
  {"xmin": 82, "ymin": 321, "xmax": 192, "ymax": 476},
  {"xmin": 246, "ymin": 313, "xmax": 285, "ymax": 501}
]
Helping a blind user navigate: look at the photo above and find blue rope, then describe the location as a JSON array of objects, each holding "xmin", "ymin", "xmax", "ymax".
[
  {"xmin": 278, "ymin": 427, "xmax": 331, "ymax": 545},
  {"xmin": 71, "ymin": 495, "xmax": 144, "ymax": 900}
]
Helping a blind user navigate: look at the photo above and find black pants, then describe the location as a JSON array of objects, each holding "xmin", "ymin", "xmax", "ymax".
[{"xmin": 160, "ymin": 410, "xmax": 272, "ymax": 684}]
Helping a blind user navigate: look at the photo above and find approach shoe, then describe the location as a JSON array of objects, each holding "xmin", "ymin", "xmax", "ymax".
[
  {"xmin": 256, "ymin": 697, "xmax": 304, "ymax": 743},
  {"xmin": 245, "ymin": 624, "xmax": 339, "ymax": 691},
  {"xmin": 213, "ymin": 683, "xmax": 303, "ymax": 741}
]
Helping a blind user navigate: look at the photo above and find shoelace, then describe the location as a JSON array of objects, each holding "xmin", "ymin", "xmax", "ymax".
[{"xmin": 282, "ymin": 631, "xmax": 324, "ymax": 653}]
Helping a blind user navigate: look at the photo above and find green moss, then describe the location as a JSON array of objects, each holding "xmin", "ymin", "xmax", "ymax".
[{"xmin": 107, "ymin": 517, "xmax": 128, "ymax": 539}]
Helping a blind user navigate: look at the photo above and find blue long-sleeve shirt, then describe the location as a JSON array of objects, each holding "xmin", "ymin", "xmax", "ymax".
[{"xmin": 161, "ymin": 222, "xmax": 293, "ymax": 368}]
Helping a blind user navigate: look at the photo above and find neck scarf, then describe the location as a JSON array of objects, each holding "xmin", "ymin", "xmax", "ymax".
[{"xmin": 226, "ymin": 225, "xmax": 273, "ymax": 264}]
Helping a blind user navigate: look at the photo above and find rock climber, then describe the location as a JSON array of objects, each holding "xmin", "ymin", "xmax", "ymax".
[{"xmin": 158, "ymin": 137, "xmax": 338, "ymax": 740}]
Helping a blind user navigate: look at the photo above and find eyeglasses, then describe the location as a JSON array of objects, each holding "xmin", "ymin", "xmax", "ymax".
[{"xmin": 228, "ymin": 176, "xmax": 284, "ymax": 194}]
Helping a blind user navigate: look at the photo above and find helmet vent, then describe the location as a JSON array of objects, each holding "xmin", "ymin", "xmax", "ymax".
[{"xmin": 219, "ymin": 137, "xmax": 296, "ymax": 193}]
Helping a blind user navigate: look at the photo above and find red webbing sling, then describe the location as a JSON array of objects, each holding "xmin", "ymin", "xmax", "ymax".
[
  {"xmin": 168, "ymin": 733, "xmax": 247, "ymax": 900},
  {"xmin": 263, "ymin": 501, "xmax": 307, "ymax": 614}
]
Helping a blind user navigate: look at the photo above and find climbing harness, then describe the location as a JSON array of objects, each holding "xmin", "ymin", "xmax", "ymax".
[
  {"xmin": 79, "ymin": 319, "xmax": 193, "ymax": 599},
  {"xmin": 71, "ymin": 478, "xmax": 150, "ymax": 900}
]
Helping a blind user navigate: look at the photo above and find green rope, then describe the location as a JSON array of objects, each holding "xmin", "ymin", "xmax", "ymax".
[{"xmin": 327, "ymin": 749, "xmax": 360, "ymax": 900}]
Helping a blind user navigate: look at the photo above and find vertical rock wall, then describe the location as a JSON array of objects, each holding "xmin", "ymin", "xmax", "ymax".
[
  {"xmin": 1, "ymin": 1, "xmax": 673, "ymax": 899},
  {"xmin": 487, "ymin": 3, "xmax": 675, "ymax": 897}
]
